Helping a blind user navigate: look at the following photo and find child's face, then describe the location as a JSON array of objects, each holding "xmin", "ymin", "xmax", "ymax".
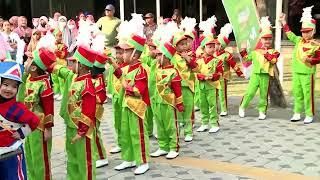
[
  {"xmin": 56, "ymin": 33, "xmax": 63, "ymax": 43},
  {"xmin": 302, "ymin": 30, "xmax": 315, "ymax": 40},
  {"xmin": 176, "ymin": 39, "xmax": 188, "ymax": 53},
  {"xmin": 123, "ymin": 48, "xmax": 134, "ymax": 63},
  {"xmin": 205, "ymin": 43, "xmax": 215, "ymax": 55},
  {"xmin": 214, "ymin": 42, "xmax": 221, "ymax": 51},
  {"xmin": 148, "ymin": 45, "xmax": 156, "ymax": 58},
  {"xmin": 261, "ymin": 37, "xmax": 272, "ymax": 48},
  {"xmin": 115, "ymin": 49, "xmax": 124, "ymax": 62},
  {"xmin": 186, "ymin": 37, "xmax": 193, "ymax": 51},
  {"xmin": 0, "ymin": 78, "xmax": 18, "ymax": 99}
]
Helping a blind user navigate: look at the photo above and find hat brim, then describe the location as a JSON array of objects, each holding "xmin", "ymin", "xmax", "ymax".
[
  {"xmin": 119, "ymin": 44, "xmax": 134, "ymax": 50},
  {"xmin": 300, "ymin": 28, "xmax": 314, "ymax": 32},
  {"xmin": 153, "ymin": 49, "xmax": 162, "ymax": 54},
  {"xmin": 261, "ymin": 34, "xmax": 273, "ymax": 38}
]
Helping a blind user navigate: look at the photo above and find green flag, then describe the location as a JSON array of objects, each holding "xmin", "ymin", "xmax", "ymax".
[{"xmin": 222, "ymin": 0, "xmax": 260, "ymax": 51}]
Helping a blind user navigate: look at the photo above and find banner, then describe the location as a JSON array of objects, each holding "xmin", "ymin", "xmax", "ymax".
[{"xmin": 222, "ymin": 0, "xmax": 260, "ymax": 51}]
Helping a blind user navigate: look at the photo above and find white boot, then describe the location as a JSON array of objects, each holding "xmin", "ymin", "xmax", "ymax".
[
  {"xmin": 150, "ymin": 149, "xmax": 168, "ymax": 157},
  {"xmin": 109, "ymin": 146, "xmax": 121, "ymax": 154},
  {"xmin": 304, "ymin": 116, "xmax": 313, "ymax": 124},
  {"xmin": 220, "ymin": 111, "xmax": 228, "ymax": 116},
  {"xmin": 54, "ymin": 94, "xmax": 60, "ymax": 99},
  {"xmin": 209, "ymin": 126, "xmax": 220, "ymax": 133},
  {"xmin": 184, "ymin": 135, "xmax": 193, "ymax": 142},
  {"xmin": 134, "ymin": 163, "xmax": 149, "ymax": 175},
  {"xmin": 258, "ymin": 112, "xmax": 266, "ymax": 120},
  {"xmin": 290, "ymin": 113, "xmax": 301, "ymax": 122},
  {"xmin": 196, "ymin": 125, "xmax": 209, "ymax": 132},
  {"xmin": 96, "ymin": 159, "xmax": 108, "ymax": 168},
  {"xmin": 239, "ymin": 108, "xmax": 245, "ymax": 118},
  {"xmin": 114, "ymin": 161, "xmax": 136, "ymax": 171},
  {"xmin": 56, "ymin": 94, "xmax": 63, "ymax": 101},
  {"xmin": 166, "ymin": 151, "xmax": 179, "ymax": 159}
]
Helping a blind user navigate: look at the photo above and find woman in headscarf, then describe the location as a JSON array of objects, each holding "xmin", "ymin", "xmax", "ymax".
[
  {"xmin": 58, "ymin": 16, "xmax": 72, "ymax": 48},
  {"xmin": 25, "ymin": 29, "xmax": 41, "ymax": 61}
]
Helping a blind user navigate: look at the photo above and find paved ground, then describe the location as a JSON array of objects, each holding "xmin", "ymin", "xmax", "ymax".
[{"xmin": 50, "ymin": 96, "xmax": 320, "ymax": 180}]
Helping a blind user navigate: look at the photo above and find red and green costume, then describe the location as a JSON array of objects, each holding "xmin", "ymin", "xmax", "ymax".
[
  {"xmin": 171, "ymin": 53, "xmax": 195, "ymax": 137},
  {"xmin": 216, "ymin": 50, "xmax": 243, "ymax": 113},
  {"xmin": 51, "ymin": 41, "xmax": 68, "ymax": 95},
  {"xmin": 50, "ymin": 46, "xmax": 97, "ymax": 180},
  {"xmin": 107, "ymin": 62, "xmax": 127, "ymax": 149},
  {"xmin": 283, "ymin": 24, "xmax": 320, "ymax": 117},
  {"xmin": 93, "ymin": 53, "xmax": 108, "ymax": 160},
  {"xmin": 113, "ymin": 61, "xmax": 150, "ymax": 165},
  {"xmin": 189, "ymin": 55, "xmax": 223, "ymax": 127},
  {"xmin": 239, "ymin": 48, "xmax": 280, "ymax": 113},
  {"xmin": 154, "ymin": 64, "xmax": 183, "ymax": 152},
  {"xmin": 18, "ymin": 48, "xmax": 56, "ymax": 180}
]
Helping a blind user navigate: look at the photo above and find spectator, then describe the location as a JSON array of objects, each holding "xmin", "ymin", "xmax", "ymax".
[
  {"xmin": 13, "ymin": 16, "xmax": 32, "ymax": 40},
  {"xmin": 1, "ymin": 21, "xmax": 20, "ymax": 60},
  {"xmin": 9, "ymin": 16, "xmax": 18, "ymax": 30},
  {"xmin": 143, "ymin": 13, "xmax": 157, "ymax": 43},
  {"xmin": 53, "ymin": 12, "xmax": 61, "ymax": 22},
  {"xmin": 76, "ymin": 11, "xmax": 86, "ymax": 28},
  {"xmin": 0, "ymin": 17, "xmax": 4, "ymax": 32},
  {"xmin": 25, "ymin": 29, "xmax": 41, "ymax": 61},
  {"xmin": 172, "ymin": 9, "xmax": 182, "ymax": 27},
  {"xmin": 96, "ymin": 4, "xmax": 121, "ymax": 47},
  {"xmin": 58, "ymin": 16, "xmax": 72, "ymax": 48},
  {"xmin": 67, "ymin": 19, "xmax": 78, "ymax": 54},
  {"xmin": 37, "ymin": 16, "xmax": 49, "ymax": 35},
  {"xmin": 86, "ymin": 14, "xmax": 95, "ymax": 23}
]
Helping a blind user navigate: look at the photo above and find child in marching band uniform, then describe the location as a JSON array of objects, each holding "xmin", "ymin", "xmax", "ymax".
[
  {"xmin": 108, "ymin": 14, "xmax": 150, "ymax": 175},
  {"xmin": 149, "ymin": 22, "xmax": 184, "ymax": 159},
  {"xmin": 91, "ymin": 34, "xmax": 109, "ymax": 168},
  {"xmin": 51, "ymin": 29, "xmax": 68, "ymax": 101},
  {"xmin": 21, "ymin": 47, "xmax": 56, "ymax": 180},
  {"xmin": 213, "ymin": 24, "xmax": 244, "ymax": 117},
  {"xmin": 239, "ymin": 17, "xmax": 280, "ymax": 120},
  {"xmin": 171, "ymin": 18, "xmax": 197, "ymax": 142},
  {"xmin": 108, "ymin": 45, "xmax": 127, "ymax": 154},
  {"xmin": 280, "ymin": 6, "xmax": 320, "ymax": 123}
]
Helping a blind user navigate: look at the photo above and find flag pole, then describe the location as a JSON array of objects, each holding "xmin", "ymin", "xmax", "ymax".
[{"xmin": 275, "ymin": 0, "xmax": 283, "ymax": 84}]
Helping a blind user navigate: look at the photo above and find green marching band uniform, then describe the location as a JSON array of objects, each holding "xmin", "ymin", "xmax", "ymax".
[
  {"xmin": 49, "ymin": 46, "xmax": 97, "ymax": 180},
  {"xmin": 20, "ymin": 48, "xmax": 56, "ymax": 180}
]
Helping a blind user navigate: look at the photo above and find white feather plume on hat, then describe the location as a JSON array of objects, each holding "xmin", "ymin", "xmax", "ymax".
[
  {"xmin": 76, "ymin": 20, "xmax": 92, "ymax": 48},
  {"xmin": 219, "ymin": 23, "xmax": 233, "ymax": 39},
  {"xmin": 180, "ymin": 17, "xmax": 197, "ymax": 34},
  {"xmin": 199, "ymin": 15, "xmax": 217, "ymax": 36},
  {"xmin": 36, "ymin": 31, "xmax": 56, "ymax": 52},
  {"xmin": 260, "ymin": 16, "xmax": 272, "ymax": 29},
  {"xmin": 91, "ymin": 34, "xmax": 106, "ymax": 54},
  {"xmin": 129, "ymin": 13, "xmax": 145, "ymax": 37},
  {"xmin": 161, "ymin": 21, "xmax": 179, "ymax": 44},
  {"xmin": 300, "ymin": 5, "xmax": 314, "ymax": 23}
]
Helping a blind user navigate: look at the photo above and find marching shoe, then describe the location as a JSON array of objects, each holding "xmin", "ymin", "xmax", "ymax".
[
  {"xmin": 239, "ymin": 108, "xmax": 245, "ymax": 118},
  {"xmin": 109, "ymin": 146, "xmax": 121, "ymax": 154},
  {"xmin": 209, "ymin": 126, "xmax": 220, "ymax": 133},
  {"xmin": 134, "ymin": 163, "xmax": 149, "ymax": 175},
  {"xmin": 290, "ymin": 113, "xmax": 301, "ymax": 122},
  {"xmin": 56, "ymin": 94, "xmax": 63, "ymax": 101},
  {"xmin": 303, "ymin": 116, "xmax": 313, "ymax": 124},
  {"xmin": 196, "ymin": 125, "xmax": 209, "ymax": 132},
  {"xmin": 258, "ymin": 112, "xmax": 266, "ymax": 120},
  {"xmin": 184, "ymin": 135, "xmax": 193, "ymax": 142},
  {"xmin": 150, "ymin": 149, "xmax": 168, "ymax": 157},
  {"xmin": 220, "ymin": 111, "xmax": 228, "ymax": 116},
  {"xmin": 166, "ymin": 151, "xmax": 179, "ymax": 159},
  {"xmin": 114, "ymin": 161, "xmax": 136, "ymax": 171},
  {"xmin": 96, "ymin": 159, "xmax": 108, "ymax": 168}
]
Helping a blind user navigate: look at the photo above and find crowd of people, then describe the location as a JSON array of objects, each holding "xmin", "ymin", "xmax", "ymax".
[{"xmin": 0, "ymin": 3, "xmax": 320, "ymax": 180}]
